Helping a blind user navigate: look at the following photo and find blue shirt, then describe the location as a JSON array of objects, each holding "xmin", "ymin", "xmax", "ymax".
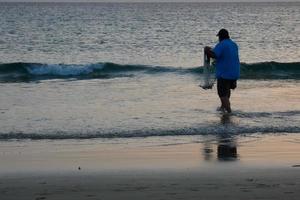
[{"xmin": 213, "ymin": 39, "xmax": 240, "ymax": 80}]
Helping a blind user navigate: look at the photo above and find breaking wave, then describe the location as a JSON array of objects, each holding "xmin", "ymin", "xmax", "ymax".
[{"xmin": 0, "ymin": 61, "xmax": 299, "ymax": 82}]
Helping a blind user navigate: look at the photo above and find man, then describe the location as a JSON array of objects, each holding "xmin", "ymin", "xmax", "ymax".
[{"xmin": 204, "ymin": 29, "xmax": 240, "ymax": 113}]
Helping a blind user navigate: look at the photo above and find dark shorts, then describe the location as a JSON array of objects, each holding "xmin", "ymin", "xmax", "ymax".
[{"xmin": 217, "ymin": 78, "xmax": 237, "ymax": 98}]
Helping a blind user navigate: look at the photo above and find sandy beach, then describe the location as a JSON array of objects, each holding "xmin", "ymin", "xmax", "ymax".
[
  {"xmin": 1, "ymin": 168, "xmax": 300, "ymax": 200},
  {"xmin": 0, "ymin": 134, "xmax": 299, "ymax": 200}
]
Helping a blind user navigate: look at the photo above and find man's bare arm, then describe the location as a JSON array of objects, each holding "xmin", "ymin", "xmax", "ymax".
[{"xmin": 204, "ymin": 46, "xmax": 216, "ymax": 59}]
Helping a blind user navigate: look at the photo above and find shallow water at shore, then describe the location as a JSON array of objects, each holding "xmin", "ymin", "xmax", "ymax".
[
  {"xmin": 0, "ymin": 133, "xmax": 299, "ymax": 174},
  {"xmin": 0, "ymin": 75, "xmax": 299, "ymax": 139}
]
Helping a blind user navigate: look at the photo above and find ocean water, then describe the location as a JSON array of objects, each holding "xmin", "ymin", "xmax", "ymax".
[{"xmin": 0, "ymin": 2, "xmax": 299, "ymax": 140}]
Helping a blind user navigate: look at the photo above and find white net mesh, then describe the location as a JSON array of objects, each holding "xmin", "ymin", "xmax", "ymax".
[{"xmin": 200, "ymin": 48, "xmax": 215, "ymax": 90}]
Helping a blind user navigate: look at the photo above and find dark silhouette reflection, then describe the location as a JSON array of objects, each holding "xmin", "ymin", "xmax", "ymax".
[
  {"xmin": 202, "ymin": 113, "xmax": 239, "ymax": 162},
  {"xmin": 203, "ymin": 142, "xmax": 214, "ymax": 161},
  {"xmin": 220, "ymin": 113, "xmax": 231, "ymax": 125},
  {"xmin": 217, "ymin": 138, "xmax": 238, "ymax": 161},
  {"xmin": 202, "ymin": 137, "xmax": 238, "ymax": 162},
  {"xmin": 218, "ymin": 114, "xmax": 238, "ymax": 161}
]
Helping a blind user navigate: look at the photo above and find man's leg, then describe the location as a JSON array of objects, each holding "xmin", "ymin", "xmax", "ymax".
[
  {"xmin": 220, "ymin": 96, "xmax": 231, "ymax": 113},
  {"xmin": 223, "ymin": 88, "xmax": 232, "ymax": 113},
  {"xmin": 217, "ymin": 78, "xmax": 232, "ymax": 113}
]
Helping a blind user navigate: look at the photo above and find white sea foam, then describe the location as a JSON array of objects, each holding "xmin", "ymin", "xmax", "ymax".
[{"xmin": 26, "ymin": 64, "xmax": 104, "ymax": 76}]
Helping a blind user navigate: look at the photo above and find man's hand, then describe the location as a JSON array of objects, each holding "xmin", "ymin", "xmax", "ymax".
[
  {"xmin": 204, "ymin": 46, "xmax": 216, "ymax": 59},
  {"xmin": 204, "ymin": 46, "xmax": 212, "ymax": 54}
]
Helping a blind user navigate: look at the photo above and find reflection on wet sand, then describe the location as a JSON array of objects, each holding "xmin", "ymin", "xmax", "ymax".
[
  {"xmin": 202, "ymin": 113, "xmax": 239, "ymax": 162},
  {"xmin": 218, "ymin": 113, "xmax": 238, "ymax": 161},
  {"xmin": 217, "ymin": 138, "xmax": 238, "ymax": 161},
  {"xmin": 203, "ymin": 137, "xmax": 238, "ymax": 162}
]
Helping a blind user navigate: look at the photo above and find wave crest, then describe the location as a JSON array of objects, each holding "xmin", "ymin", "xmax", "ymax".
[{"xmin": 0, "ymin": 61, "xmax": 299, "ymax": 82}]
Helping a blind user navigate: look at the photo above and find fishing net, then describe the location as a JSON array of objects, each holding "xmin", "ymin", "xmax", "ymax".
[{"xmin": 200, "ymin": 48, "xmax": 216, "ymax": 90}]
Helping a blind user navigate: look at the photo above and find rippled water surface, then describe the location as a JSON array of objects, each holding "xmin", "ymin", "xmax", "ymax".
[
  {"xmin": 0, "ymin": 2, "xmax": 299, "ymax": 140},
  {"xmin": 0, "ymin": 2, "xmax": 299, "ymax": 66}
]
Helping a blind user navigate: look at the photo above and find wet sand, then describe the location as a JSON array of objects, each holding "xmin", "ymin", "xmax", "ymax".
[{"xmin": 0, "ymin": 134, "xmax": 299, "ymax": 200}]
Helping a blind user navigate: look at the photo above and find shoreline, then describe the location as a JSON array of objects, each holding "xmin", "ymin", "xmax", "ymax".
[{"xmin": 0, "ymin": 133, "xmax": 299, "ymax": 199}]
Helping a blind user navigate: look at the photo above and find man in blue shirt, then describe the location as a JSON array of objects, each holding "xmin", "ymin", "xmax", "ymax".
[{"xmin": 205, "ymin": 29, "xmax": 240, "ymax": 113}]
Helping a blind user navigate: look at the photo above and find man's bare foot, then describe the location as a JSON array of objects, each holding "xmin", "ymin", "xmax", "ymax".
[
  {"xmin": 226, "ymin": 107, "xmax": 232, "ymax": 113},
  {"xmin": 216, "ymin": 106, "xmax": 225, "ymax": 112},
  {"xmin": 217, "ymin": 106, "xmax": 232, "ymax": 113}
]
